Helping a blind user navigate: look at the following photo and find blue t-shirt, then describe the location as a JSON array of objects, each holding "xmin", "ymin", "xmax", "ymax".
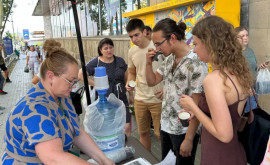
[
  {"xmin": 243, "ymin": 46, "xmax": 257, "ymax": 80},
  {"xmin": 1, "ymin": 82, "xmax": 80, "ymax": 165}
]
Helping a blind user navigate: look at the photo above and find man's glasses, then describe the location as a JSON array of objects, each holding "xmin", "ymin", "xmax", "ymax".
[
  {"xmin": 154, "ymin": 38, "xmax": 167, "ymax": 47},
  {"xmin": 59, "ymin": 75, "xmax": 78, "ymax": 88}
]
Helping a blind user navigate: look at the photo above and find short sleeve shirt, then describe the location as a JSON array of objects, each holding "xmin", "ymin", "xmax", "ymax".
[
  {"xmin": 1, "ymin": 82, "xmax": 80, "ymax": 165},
  {"xmin": 157, "ymin": 50, "xmax": 208, "ymax": 135},
  {"xmin": 243, "ymin": 46, "xmax": 257, "ymax": 80},
  {"xmin": 85, "ymin": 56, "xmax": 128, "ymax": 102},
  {"xmin": 27, "ymin": 51, "xmax": 39, "ymax": 63},
  {"xmin": 128, "ymin": 41, "xmax": 163, "ymax": 103}
]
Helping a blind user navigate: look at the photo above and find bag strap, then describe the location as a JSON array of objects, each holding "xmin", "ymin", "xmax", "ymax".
[
  {"xmin": 251, "ymin": 88, "xmax": 261, "ymax": 109},
  {"xmin": 78, "ymin": 86, "xmax": 85, "ymax": 97},
  {"xmin": 72, "ymin": 86, "xmax": 85, "ymax": 98},
  {"xmin": 247, "ymin": 89, "xmax": 256, "ymax": 124}
]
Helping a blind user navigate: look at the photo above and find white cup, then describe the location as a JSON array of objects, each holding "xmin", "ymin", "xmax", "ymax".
[
  {"xmin": 178, "ymin": 112, "xmax": 191, "ymax": 127},
  {"xmin": 128, "ymin": 80, "xmax": 136, "ymax": 88}
]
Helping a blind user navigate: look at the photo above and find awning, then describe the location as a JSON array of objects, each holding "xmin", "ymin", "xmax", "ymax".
[{"xmin": 32, "ymin": 0, "xmax": 50, "ymax": 16}]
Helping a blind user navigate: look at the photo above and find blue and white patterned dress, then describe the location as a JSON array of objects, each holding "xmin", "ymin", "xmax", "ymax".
[{"xmin": 1, "ymin": 82, "xmax": 80, "ymax": 165}]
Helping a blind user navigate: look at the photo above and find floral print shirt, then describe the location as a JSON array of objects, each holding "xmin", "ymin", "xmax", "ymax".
[{"xmin": 157, "ymin": 50, "xmax": 208, "ymax": 135}]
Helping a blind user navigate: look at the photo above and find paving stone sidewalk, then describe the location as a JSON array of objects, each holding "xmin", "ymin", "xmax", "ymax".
[{"xmin": 0, "ymin": 53, "xmax": 33, "ymax": 153}]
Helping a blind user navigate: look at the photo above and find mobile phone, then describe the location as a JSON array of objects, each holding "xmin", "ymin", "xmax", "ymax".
[{"xmin": 152, "ymin": 51, "xmax": 163, "ymax": 61}]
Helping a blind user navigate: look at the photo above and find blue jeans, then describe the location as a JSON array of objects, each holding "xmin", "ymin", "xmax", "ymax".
[
  {"xmin": 244, "ymin": 95, "xmax": 258, "ymax": 113},
  {"xmin": 0, "ymin": 72, "xmax": 4, "ymax": 90},
  {"xmin": 160, "ymin": 129, "xmax": 199, "ymax": 165}
]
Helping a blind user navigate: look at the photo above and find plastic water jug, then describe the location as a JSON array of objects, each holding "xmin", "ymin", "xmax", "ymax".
[{"xmin": 89, "ymin": 67, "xmax": 125, "ymax": 152}]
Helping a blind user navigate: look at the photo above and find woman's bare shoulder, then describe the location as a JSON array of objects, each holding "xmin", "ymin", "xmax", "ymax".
[{"xmin": 203, "ymin": 70, "xmax": 223, "ymax": 84}]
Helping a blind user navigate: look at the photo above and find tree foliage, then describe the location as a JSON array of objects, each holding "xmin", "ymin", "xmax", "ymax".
[
  {"xmin": 4, "ymin": 30, "xmax": 12, "ymax": 39},
  {"xmin": 86, "ymin": 0, "xmax": 127, "ymax": 35},
  {"xmin": 132, "ymin": 0, "xmax": 141, "ymax": 9},
  {"xmin": 132, "ymin": 0, "xmax": 148, "ymax": 10},
  {"xmin": 0, "ymin": 0, "xmax": 14, "ymax": 57},
  {"xmin": 120, "ymin": 0, "xmax": 127, "ymax": 13},
  {"xmin": 1, "ymin": 0, "xmax": 14, "ymax": 35},
  {"xmin": 86, "ymin": 0, "xmax": 108, "ymax": 35},
  {"xmin": 113, "ymin": 0, "xmax": 127, "ymax": 35}
]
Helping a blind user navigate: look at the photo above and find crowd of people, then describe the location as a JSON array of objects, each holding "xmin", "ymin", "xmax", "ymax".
[{"xmin": 0, "ymin": 15, "xmax": 269, "ymax": 165}]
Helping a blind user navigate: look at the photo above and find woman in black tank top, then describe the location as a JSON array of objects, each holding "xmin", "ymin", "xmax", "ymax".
[{"xmin": 179, "ymin": 16, "xmax": 253, "ymax": 165}]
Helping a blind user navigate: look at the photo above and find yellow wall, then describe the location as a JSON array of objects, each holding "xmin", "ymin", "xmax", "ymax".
[
  {"xmin": 123, "ymin": 0, "xmax": 241, "ymax": 27},
  {"xmin": 137, "ymin": 13, "xmax": 155, "ymax": 28},
  {"xmin": 215, "ymin": 0, "xmax": 241, "ymax": 27},
  {"xmin": 123, "ymin": 0, "xmax": 208, "ymax": 18}
]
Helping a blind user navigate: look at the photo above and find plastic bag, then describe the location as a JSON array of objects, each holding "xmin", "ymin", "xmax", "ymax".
[
  {"xmin": 24, "ymin": 66, "xmax": 29, "ymax": 73},
  {"xmin": 83, "ymin": 93, "xmax": 126, "ymax": 151},
  {"xmin": 87, "ymin": 146, "xmax": 135, "ymax": 164},
  {"xmin": 83, "ymin": 93, "xmax": 126, "ymax": 135},
  {"xmin": 81, "ymin": 85, "xmax": 96, "ymax": 110},
  {"xmin": 256, "ymin": 68, "xmax": 270, "ymax": 94}
]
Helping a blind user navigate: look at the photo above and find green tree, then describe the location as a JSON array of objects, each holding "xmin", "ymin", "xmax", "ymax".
[
  {"xmin": 120, "ymin": 0, "xmax": 127, "ymax": 14},
  {"xmin": 4, "ymin": 30, "xmax": 12, "ymax": 39},
  {"xmin": 1, "ymin": 0, "xmax": 14, "ymax": 35},
  {"xmin": 0, "ymin": 0, "xmax": 14, "ymax": 57},
  {"xmin": 87, "ymin": 0, "xmax": 108, "ymax": 35},
  {"xmin": 113, "ymin": 0, "xmax": 127, "ymax": 35},
  {"xmin": 133, "ymin": 0, "xmax": 141, "ymax": 9},
  {"xmin": 132, "ymin": 0, "xmax": 148, "ymax": 10}
]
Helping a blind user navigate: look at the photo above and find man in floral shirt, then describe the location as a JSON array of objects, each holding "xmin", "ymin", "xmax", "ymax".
[{"xmin": 146, "ymin": 18, "xmax": 208, "ymax": 165}]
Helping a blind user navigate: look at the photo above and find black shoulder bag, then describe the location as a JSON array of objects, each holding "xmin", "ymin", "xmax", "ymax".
[
  {"xmin": 238, "ymin": 89, "xmax": 270, "ymax": 165},
  {"xmin": 70, "ymin": 86, "xmax": 85, "ymax": 115}
]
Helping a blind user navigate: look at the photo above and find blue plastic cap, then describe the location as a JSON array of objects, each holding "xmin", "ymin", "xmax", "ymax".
[
  {"xmin": 97, "ymin": 89, "xmax": 108, "ymax": 95},
  {"xmin": 95, "ymin": 67, "xmax": 106, "ymax": 77}
]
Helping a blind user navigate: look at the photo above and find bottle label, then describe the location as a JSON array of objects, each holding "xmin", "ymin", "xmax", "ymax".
[{"xmin": 94, "ymin": 134, "xmax": 120, "ymax": 152}]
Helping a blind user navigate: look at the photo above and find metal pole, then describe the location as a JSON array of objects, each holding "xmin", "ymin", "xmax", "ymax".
[
  {"xmin": 67, "ymin": 0, "xmax": 91, "ymax": 105},
  {"xmin": 119, "ymin": 0, "xmax": 122, "ymax": 34},
  {"xmin": 98, "ymin": 0, "xmax": 102, "ymax": 35},
  {"xmin": 11, "ymin": 16, "xmax": 15, "ymax": 45}
]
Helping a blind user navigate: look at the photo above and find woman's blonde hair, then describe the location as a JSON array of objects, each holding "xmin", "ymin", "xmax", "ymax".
[
  {"xmin": 192, "ymin": 16, "xmax": 252, "ymax": 93},
  {"xmin": 43, "ymin": 39, "xmax": 61, "ymax": 53},
  {"xmin": 40, "ymin": 39, "xmax": 78, "ymax": 79}
]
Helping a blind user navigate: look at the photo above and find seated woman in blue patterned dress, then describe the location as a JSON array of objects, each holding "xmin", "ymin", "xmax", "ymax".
[{"xmin": 1, "ymin": 39, "xmax": 114, "ymax": 165}]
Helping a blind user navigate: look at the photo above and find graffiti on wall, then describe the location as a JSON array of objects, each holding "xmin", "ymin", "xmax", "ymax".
[{"xmin": 155, "ymin": 1, "xmax": 215, "ymax": 45}]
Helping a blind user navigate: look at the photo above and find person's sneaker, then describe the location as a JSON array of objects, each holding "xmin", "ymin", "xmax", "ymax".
[
  {"xmin": 6, "ymin": 78, "xmax": 12, "ymax": 83},
  {"xmin": 0, "ymin": 106, "xmax": 5, "ymax": 110},
  {"xmin": 0, "ymin": 90, "xmax": 7, "ymax": 95}
]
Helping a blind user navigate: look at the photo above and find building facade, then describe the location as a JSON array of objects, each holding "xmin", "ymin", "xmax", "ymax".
[{"xmin": 33, "ymin": 0, "xmax": 270, "ymax": 112}]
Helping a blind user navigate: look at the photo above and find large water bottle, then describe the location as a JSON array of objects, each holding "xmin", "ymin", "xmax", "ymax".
[{"xmin": 89, "ymin": 67, "xmax": 125, "ymax": 152}]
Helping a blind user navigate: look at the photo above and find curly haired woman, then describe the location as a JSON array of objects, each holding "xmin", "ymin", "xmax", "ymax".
[{"xmin": 180, "ymin": 16, "xmax": 253, "ymax": 165}]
